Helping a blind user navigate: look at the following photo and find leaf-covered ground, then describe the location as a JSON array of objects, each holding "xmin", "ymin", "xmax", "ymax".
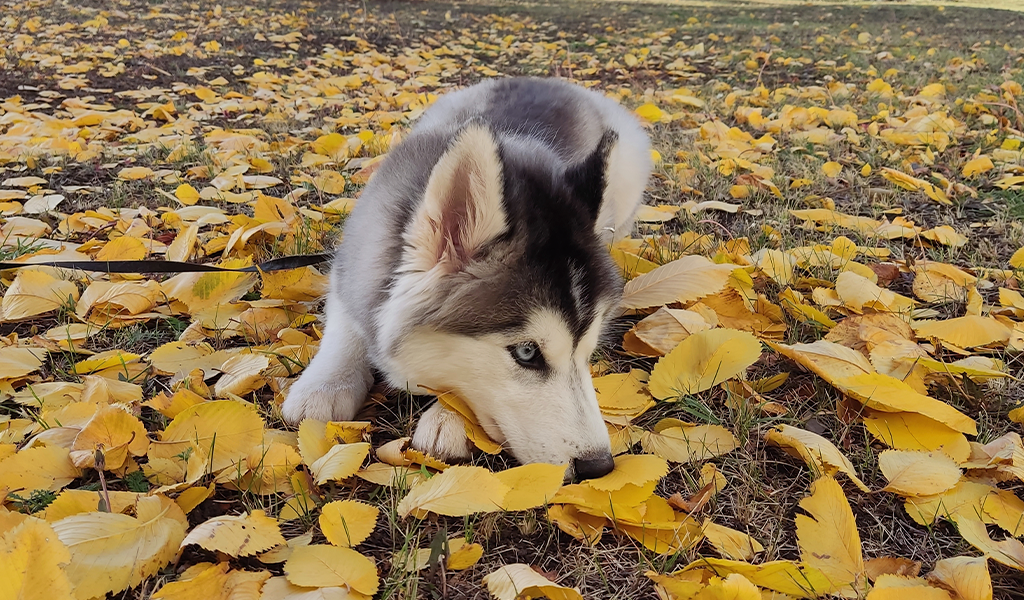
[{"xmin": 3, "ymin": 0, "xmax": 1024, "ymax": 598}]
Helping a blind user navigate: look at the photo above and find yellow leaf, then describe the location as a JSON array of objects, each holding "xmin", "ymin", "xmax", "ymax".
[
  {"xmin": 355, "ymin": 463, "xmax": 427, "ymax": 489},
  {"xmin": 118, "ymin": 166, "xmax": 154, "ymax": 180},
  {"xmin": 175, "ymin": 183, "xmax": 200, "ymax": 205},
  {"xmin": 765, "ymin": 425, "xmax": 869, "ymax": 491},
  {"xmin": 375, "ymin": 437, "xmax": 450, "ymax": 471},
  {"xmin": 152, "ymin": 562, "xmax": 230, "ymax": 600},
  {"xmin": 962, "ymin": 156, "xmax": 994, "ymax": 178},
  {"xmin": 620, "ymin": 255, "xmax": 735, "ymax": 310},
  {"xmin": 728, "ymin": 184, "xmax": 752, "ymax": 199},
  {"xmin": 311, "ymin": 171, "xmax": 346, "ymax": 194},
  {"xmin": 835, "ymin": 270, "xmax": 914, "ymax": 314},
  {"xmin": 166, "ymin": 224, "xmax": 198, "ymax": 262},
  {"xmin": 833, "ymin": 373, "xmax": 977, "ymax": 435},
  {"xmin": 624, "ymin": 309, "xmax": 713, "ymax": 357},
  {"xmin": 861, "ymin": 163, "xmax": 872, "ymax": 176},
  {"xmin": 261, "ymin": 575, "xmax": 371, "ymax": 600},
  {"xmin": 0, "ymin": 346, "xmax": 45, "ymax": 379},
  {"xmin": 954, "ymin": 516, "xmax": 1024, "ymax": 571},
  {"xmin": 920, "ymin": 225, "xmax": 967, "ymax": 248},
  {"xmin": 0, "ymin": 517, "xmax": 75, "ymax": 600},
  {"xmin": 70, "ymin": 405, "xmax": 149, "ymax": 470},
  {"xmin": 1010, "ymin": 247, "xmax": 1024, "ymax": 270},
  {"xmin": 0, "ymin": 445, "xmax": 80, "ymax": 492},
  {"xmin": 319, "ymin": 500, "xmax": 379, "ymax": 547},
  {"xmin": 296, "ymin": 419, "xmax": 331, "ymax": 466},
  {"xmin": 694, "ymin": 573, "xmax": 762, "ymax": 600},
  {"xmin": 702, "ymin": 521, "xmax": 765, "ymax": 561},
  {"xmin": 160, "ymin": 400, "xmax": 265, "ymax": 472},
  {"xmin": 865, "ymin": 574, "xmax": 950, "ymax": 600},
  {"xmin": 879, "ymin": 450, "xmax": 961, "ymax": 497},
  {"xmin": 397, "ymin": 465, "xmax": 509, "ymax": 518},
  {"xmin": 176, "ymin": 483, "xmax": 215, "ymax": 515},
  {"xmin": 863, "ymin": 411, "xmax": 971, "ymax": 464},
  {"xmin": 635, "ymin": 103, "xmax": 664, "ymax": 123},
  {"xmin": 753, "ymin": 248, "xmax": 797, "ymax": 286},
  {"xmin": 434, "ymin": 390, "xmax": 502, "ymax": 454},
  {"xmin": 649, "ymin": 328, "xmax": 762, "ymax": 399},
  {"xmin": 260, "ymin": 267, "xmax": 329, "ymax": 302},
  {"xmin": 75, "ymin": 280, "xmax": 162, "ymax": 322},
  {"xmin": 494, "ymin": 463, "xmax": 566, "ymax": 511},
  {"xmin": 52, "ymin": 495, "xmax": 188, "ymax": 599},
  {"xmin": 483, "ymin": 563, "xmax": 583, "ymax": 600},
  {"xmin": 1, "ymin": 269, "xmax": 79, "ymax": 321},
  {"xmin": 770, "ymin": 339, "xmax": 874, "ymax": 382},
  {"xmin": 96, "ymin": 235, "xmax": 148, "ymax": 261},
  {"xmin": 161, "ymin": 258, "xmax": 258, "ymax": 314},
  {"xmin": 912, "ymin": 316, "xmax": 1011, "ymax": 349},
  {"xmin": 640, "ymin": 424, "xmax": 739, "ymax": 463},
  {"xmin": 593, "ymin": 369, "xmax": 655, "ymax": 414},
  {"xmin": 822, "ymin": 161, "xmax": 843, "ymax": 177},
  {"xmin": 310, "ymin": 442, "xmax": 370, "ymax": 485},
  {"xmin": 795, "ymin": 477, "xmax": 865, "ymax": 593},
  {"xmin": 284, "ymin": 545, "xmax": 379, "ymax": 595},
  {"xmin": 677, "ymin": 559, "xmax": 835, "ymax": 596},
  {"xmin": 446, "ymin": 541, "xmax": 484, "ymax": 570},
  {"xmin": 180, "ymin": 510, "xmax": 284, "ymax": 557},
  {"xmin": 585, "ymin": 454, "xmax": 667, "ymax": 492},
  {"xmin": 929, "ymin": 556, "xmax": 992, "ymax": 600},
  {"xmin": 311, "ymin": 133, "xmax": 349, "ymax": 161},
  {"xmin": 213, "ymin": 354, "xmax": 270, "ymax": 398}
]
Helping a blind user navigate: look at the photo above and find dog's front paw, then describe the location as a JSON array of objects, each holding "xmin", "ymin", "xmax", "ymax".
[
  {"xmin": 281, "ymin": 378, "xmax": 363, "ymax": 425},
  {"xmin": 411, "ymin": 402, "xmax": 475, "ymax": 462}
]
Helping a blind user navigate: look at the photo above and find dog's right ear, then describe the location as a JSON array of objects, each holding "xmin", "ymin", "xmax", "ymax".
[{"xmin": 404, "ymin": 123, "xmax": 507, "ymax": 274}]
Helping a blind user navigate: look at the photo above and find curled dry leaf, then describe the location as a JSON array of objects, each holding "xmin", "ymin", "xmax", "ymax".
[
  {"xmin": 180, "ymin": 509, "xmax": 285, "ymax": 557},
  {"xmin": 483, "ymin": 563, "xmax": 583, "ymax": 600},
  {"xmin": 765, "ymin": 425, "xmax": 869, "ymax": 491},
  {"xmin": 928, "ymin": 555, "xmax": 992, "ymax": 600},
  {"xmin": 620, "ymin": 254, "xmax": 735, "ymax": 309},
  {"xmin": 648, "ymin": 328, "xmax": 762, "ymax": 400}
]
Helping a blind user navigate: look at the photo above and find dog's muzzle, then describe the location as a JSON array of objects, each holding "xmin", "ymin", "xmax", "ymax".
[{"xmin": 572, "ymin": 452, "xmax": 615, "ymax": 481}]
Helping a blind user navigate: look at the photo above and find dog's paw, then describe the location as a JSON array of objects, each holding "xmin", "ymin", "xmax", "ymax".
[
  {"xmin": 280, "ymin": 378, "xmax": 362, "ymax": 425},
  {"xmin": 411, "ymin": 402, "xmax": 475, "ymax": 462}
]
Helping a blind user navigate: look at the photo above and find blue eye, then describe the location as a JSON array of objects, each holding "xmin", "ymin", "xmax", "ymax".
[{"xmin": 511, "ymin": 342, "xmax": 541, "ymax": 366}]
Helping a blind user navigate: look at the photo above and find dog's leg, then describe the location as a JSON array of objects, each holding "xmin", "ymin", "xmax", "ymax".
[
  {"xmin": 281, "ymin": 295, "xmax": 372, "ymax": 424},
  {"xmin": 411, "ymin": 402, "xmax": 474, "ymax": 462}
]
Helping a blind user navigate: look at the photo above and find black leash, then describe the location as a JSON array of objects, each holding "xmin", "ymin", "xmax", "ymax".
[{"xmin": 0, "ymin": 253, "xmax": 331, "ymax": 274}]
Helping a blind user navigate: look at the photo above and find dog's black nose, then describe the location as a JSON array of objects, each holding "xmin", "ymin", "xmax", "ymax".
[{"xmin": 573, "ymin": 453, "xmax": 615, "ymax": 481}]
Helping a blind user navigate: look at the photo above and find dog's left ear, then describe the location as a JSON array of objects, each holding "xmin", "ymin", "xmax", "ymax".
[
  {"xmin": 405, "ymin": 123, "xmax": 507, "ymax": 274},
  {"xmin": 567, "ymin": 129, "xmax": 643, "ymax": 240}
]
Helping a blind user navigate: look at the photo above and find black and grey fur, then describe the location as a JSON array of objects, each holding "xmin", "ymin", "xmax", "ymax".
[{"xmin": 282, "ymin": 78, "xmax": 652, "ymax": 480}]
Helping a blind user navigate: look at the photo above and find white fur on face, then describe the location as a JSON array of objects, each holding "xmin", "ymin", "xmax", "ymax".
[{"xmin": 389, "ymin": 307, "xmax": 612, "ymax": 467}]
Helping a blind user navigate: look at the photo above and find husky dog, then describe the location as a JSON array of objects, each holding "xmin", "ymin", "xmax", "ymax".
[{"xmin": 282, "ymin": 77, "xmax": 652, "ymax": 480}]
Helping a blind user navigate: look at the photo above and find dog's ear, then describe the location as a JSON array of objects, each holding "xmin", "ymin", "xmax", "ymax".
[
  {"xmin": 567, "ymin": 130, "xmax": 617, "ymax": 221},
  {"xmin": 568, "ymin": 129, "xmax": 646, "ymax": 240},
  {"xmin": 405, "ymin": 123, "xmax": 507, "ymax": 274}
]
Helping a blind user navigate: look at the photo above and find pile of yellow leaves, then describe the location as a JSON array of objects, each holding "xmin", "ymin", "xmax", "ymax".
[{"xmin": 3, "ymin": 0, "xmax": 1024, "ymax": 598}]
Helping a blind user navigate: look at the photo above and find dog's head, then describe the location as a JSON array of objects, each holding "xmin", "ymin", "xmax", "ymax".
[{"xmin": 381, "ymin": 122, "xmax": 635, "ymax": 480}]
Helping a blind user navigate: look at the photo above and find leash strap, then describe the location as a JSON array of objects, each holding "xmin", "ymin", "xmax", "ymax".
[{"xmin": 0, "ymin": 253, "xmax": 331, "ymax": 274}]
